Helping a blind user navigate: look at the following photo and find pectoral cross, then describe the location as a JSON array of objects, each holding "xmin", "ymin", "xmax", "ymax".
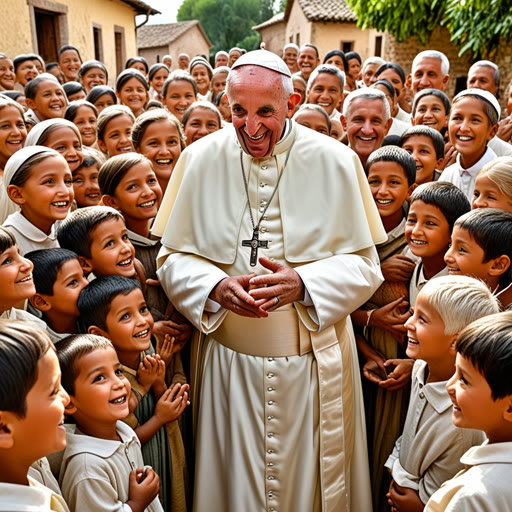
[{"xmin": 242, "ymin": 227, "xmax": 269, "ymax": 267}]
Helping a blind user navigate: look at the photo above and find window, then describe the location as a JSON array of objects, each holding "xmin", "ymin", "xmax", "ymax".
[
  {"xmin": 295, "ymin": 33, "xmax": 300, "ymax": 46},
  {"xmin": 341, "ymin": 41, "xmax": 353, "ymax": 53},
  {"xmin": 375, "ymin": 36, "xmax": 383, "ymax": 57},
  {"xmin": 93, "ymin": 24, "xmax": 103, "ymax": 62},
  {"xmin": 114, "ymin": 26, "xmax": 126, "ymax": 77}
]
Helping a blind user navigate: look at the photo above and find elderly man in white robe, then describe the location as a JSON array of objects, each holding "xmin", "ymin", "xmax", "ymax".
[{"xmin": 152, "ymin": 50, "xmax": 386, "ymax": 512}]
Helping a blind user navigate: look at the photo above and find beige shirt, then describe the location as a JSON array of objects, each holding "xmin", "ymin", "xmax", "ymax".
[
  {"xmin": 386, "ymin": 361, "xmax": 485, "ymax": 504},
  {"xmin": 409, "ymin": 262, "xmax": 449, "ymax": 307},
  {"xmin": 425, "ymin": 440, "xmax": 512, "ymax": 511},
  {"xmin": 28, "ymin": 457, "xmax": 62, "ymax": 496}
]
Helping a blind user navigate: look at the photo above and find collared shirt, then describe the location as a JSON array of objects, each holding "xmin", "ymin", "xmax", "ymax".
[
  {"xmin": 0, "ymin": 477, "xmax": 69, "ymax": 512},
  {"xmin": 409, "ymin": 262, "xmax": 449, "ymax": 306}
]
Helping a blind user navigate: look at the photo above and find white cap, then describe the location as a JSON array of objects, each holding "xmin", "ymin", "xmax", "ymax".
[
  {"xmin": 231, "ymin": 49, "xmax": 291, "ymax": 77},
  {"xmin": 454, "ymin": 88, "xmax": 501, "ymax": 119}
]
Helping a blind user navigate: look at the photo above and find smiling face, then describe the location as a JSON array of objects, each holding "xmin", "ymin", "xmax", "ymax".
[
  {"xmin": 149, "ymin": 67, "xmax": 168, "ymax": 96},
  {"xmin": 98, "ymin": 114, "xmax": 134, "ymax": 156},
  {"xmin": 411, "ymin": 57, "xmax": 449, "ymax": 95},
  {"xmin": 72, "ymin": 105, "xmax": 97, "ymax": 147},
  {"xmin": 117, "ymin": 77, "xmax": 148, "ymax": 118},
  {"xmin": 0, "ymin": 58, "xmax": 16, "ymax": 90},
  {"xmin": 413, "ymin": 94, "xmax": 449, "ymax": 133},
  {"xmin": 164, "ymin": 80, "xmax": 196, "ymax": 122},
  {"xmin": 283, "ymin": 48, "xmax": 298, "ymax": 69},
  {"xmin": 0, "ymin": 245, "xmax": 35, "ymax": 311},
  {"xmin": 27, "ymin": 80, "xmax": 67, "ymax": 120},
  {"xmin": 228, "ymin": 66, "xmax": 299, "ymax": 159},
  {"xmin": 362, "ymin": 63, "xmax": 380, "ymax": 87},
  {"xmin": 467, "ymin": 66, "xmax": 497, "ymax": 95},
  {"xmin": 184, "ymin": 107, "xmax": 221, "ymax": 145},
  {"xmin": 307, "ymin": 72, "xmax": 343, "ymax": 116},
  {"xmin": 16, "ymin": 60, "xmax": 38, "ymax": 86},
  {"xmin": 325, "ymin": 55, "xmax": 345, "ymax": 72},
  {"xmin": 72, "ymin": 164, "xmax": 100, "ymax": 207},
  {"xmin": 0, "ymin": 105, "xmax": 27, "ymax": 168},
  {"xmin": 215, "ymin": 54, "xmax": 228, "ymax": 67},
  {"xmin": 295, "ymin": 109, "xmax": 330, "ymax": 136},
  {"xmin": 402, "ymin": 134, "xmax": 443, "ymax": 185},
  {"xmin": 81, "ymin": 67, "xmax": 107, "ymax": 93},
  {"xmin": 472, "ymin": 174, "xmax": 512, "ymax": 211},
  {"xmin": 59, "ymin": 50, "xmax": 81, "ymax": 82},
  {"xmin": 298, "ymin": 47, "xmax": 319, "ymax": 80},
  {"xmin": 45, "ymin": 126, "xmax": 83, "ymax": 172},
  {"xmin": 191, "ymin": 64, "xmax": 210, "ymax": 95},
  {"xmin": 378, "ymin": 68, "xmax": 404, "ymax": 102}
]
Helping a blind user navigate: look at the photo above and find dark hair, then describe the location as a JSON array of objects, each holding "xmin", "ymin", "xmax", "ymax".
[
  {"xmin": 455, "ymin": 208, "xmax": 512, "ymax": 285},
  {"xmin": 77, "ymin": 60, "xmax": 108, "ymax": 83},
  {"xmin": 322, "ymin": 50, "xmax": 348, "ymax": 71},
  {"xmin": 294, "ymin": 104, "xmax": 331, "ymax": 135},
  {"xmin": 456, "ymin": 311, "xmax": 512, "ymax": 400},
  {"xmin": 13, "ymin": 54, "xmax": 44, "ymax": 72},
  {"xmin": 58, "ymin": 45, "xmax": 82, "ymax": 63},
  {"xmin": 0, "ymin": 91, "xmax": 23, "ymax": 102},
  {"xmin": 115, "ymin": 69, "xmax": 149, "ymax": 93},
  {"xmin": 365, "ymin": 146, "xmax": 416, "ymax": 186},
  {"xmin": 213, "ymin": 90, "xmax": 225, "ymax": 107},
  {"xmin": 0, "ymin": 320, "xmax": 52, "ymax": 417},
  {"xmin": 62, "ymin": 81, "xmax": 86, "ymax": 99},
  {"xmin": 412, "ymin": 88, "xmax": 451, "ymax": 117},
  {"xmin": 86, "ymin": 86, "xmax": 117, "ymax": 107},
  {"xmin": 146, "ymin": 99, "xmax": 163, "ymax": 110},
  {"xmin": 301, "ymin": 44, "xmax": 319, "ymax": 58},
  {"xmin": 345, "ymin": 51, "xmax": 361, "ymax": 65},
  {"xmin": 409, "ymin": 181, "xmax": 471, "ymax": 231},
  {"xmin": 162, "ymin": 70, "xmax": 198, "ymax": 99},
  {"xmin": 57, "ymin": 333, "xmax": 114, "ymax": 395},
  {"xmin": 373, "ymin": 79, "xmax": 396, "ymax": 99},
  {"xmin": 125, "ymin": 57, "xmax": 149, "ymax": 75},
  {"xmin": 98, "ymin": 152, "xmax": 146, "ymax": 196},
  {"xmin": 382, "ymin": 135, "xmax": 402, "ymax": 147},
  {"xmin": 182, "ymin": 101, "xmax": 222, "ymax": 129},
  {"xmin": 57, "ymin": 206, "xmax": 124, "ymax": 258},
  {"xmin": 25, "ymin": 248, "xmax": 80, "ymax": 295},
  {"xmin": 375, "ymin": 62, "xmax": 406, "ymax": 86},
  {"xmin": 25, "ymin": 74, "xmax": 62, "ymax": 100},
  {"xmin": 0, "ymin": 226, "xmax": 17, "ymax": 253},
  {"xmin": 148, "ymin": 63, "xmax": 169, "ymax": 82},
  {"xmin": 132, "ymin": 109, "xmax": 186, "ymax": 150},
  {"xmin": 45, "ymin": 62, "xmax": 59, "ymax": 72},
  {"xmin": 65, "ymin": 100, "xmax": 98, "ymax": 123},
  {"xmin": 400, "ymin": 125, "xmax": 445, "ymax": 160},
  {"xmin": 77, "ymin": 275, "xmax": 141, "ymax": 333}
]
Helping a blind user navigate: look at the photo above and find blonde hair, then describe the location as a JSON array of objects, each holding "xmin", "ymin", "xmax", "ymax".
[{"xmin": 476, "ymin": 156, "xmax": 512, "ymax": 205}]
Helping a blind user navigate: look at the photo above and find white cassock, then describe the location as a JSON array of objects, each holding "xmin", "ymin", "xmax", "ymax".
[{"xmin": 153, "ymin": 120, "xmax": 387, "ymax": 512}]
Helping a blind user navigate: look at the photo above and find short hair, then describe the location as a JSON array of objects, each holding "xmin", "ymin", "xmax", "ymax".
[
  {"xmin": 96, "ymin": 105, "xmax": 135, "ymax": 143},
  {"xmin": 420, "ymin": 275, "xmax": 500, "ymax": 336},
  {"xmin": 409, "ymin": 181, "xmax": 471, "ymax": 231},
  {"xmin": 125, "ymin": 56, "xmax": 149, "ymax": 75},
  {"xmin": 85, "ymin": 85, "xmax": 117, "ymax": 107},
  {"xmin": 365, "ymin": 146, "xmax": 416, "ymax": 186},
  {"xmin": 411, "ymin": 88, "xmax": 452, "ymax": 117},
  {"xmin": 24, "ymin": 73, "xmax": 61, "ymax": 100},
  {"xmin": 57, "ymin": 205, "xmax": 124, "ymax": 258},
  {"xmin": 182, "ymin": 101, "xmax": 222, "ymax": 129},
  {"xmin": 375, "ymin": 62, "xmax": 406, "ymax": 86},
  {"xmin": 362, "ymin": 57, "xmax": 386, "ymax": 71},
  {"xmin": 162, "ymin": 70, "xmax": 198, "ymax": 99},
  {"xmin": 343, "ymin": 88, "xmax": 390, "ymax": 121},
  {"xmin": 294, "ymin": 104, "xmax": 331, "ymax": 134},
  {"xmin": 400, "ymin": 125, "xmax": 445, "ymax": 160},
  {"xmin": 0, "ymin": 226, "xmax": 17, "ymax": 253},
  {"xmin": 115, "ymin": 69, "xmax": 149, "ymax": 93},
  {"xmin": 132, "ymin": 108, "xmax": 185, "ymax": 150},
  {"xmin": 148, "ymin": 63, "xmax": 168, "ymax": 82},
  {"xmin": 306, "ymin": 64, "xmax": 345, "ymax": 93},
  {"xmin": 0, "ymin": 94, "xmax": 25, "ymax": 118},
  {"xmin": 469, "ymin": 60, "xmax": 500, "ymax": 90},
  {"xmin": 372, "ymin": 79, "xmax": 396, "ymax": 99},
  {"xmin": 456, "ymin": 311, "xmax": 512, "ymax": 399},
  {"xmin": 98, "ymin": 152, "xmax": 148, "ymax": 196},
  {"xmin": 299, "ymin": 44, "xmax": 319, "ymax": 58},
  {"xmin": 77, "ymin": 275, "xmax": 141, "ymax": 333},
  {"xmin": 25, "ymin": 248, "xmax": 80, "ymax": 295},
  {"xmin": 76, "ymin": 146, "xmax": 105, "ymax": 172},
  {"xmin": 57, "ymin": 333, "xmax": 114, "ymax": 395},
  {"xmin": 59, "ymin": 45, "xmax": 82, "ymax": 62},
  {"xmin": 345, "ymin": 51, "xmax": 361, "ymax": 65},
  {"xmin": 0, "ymin": 319, "xmax": 52, "ymax": 417},
  {"xmin": 77, "ymin": 60, "xmax": 108, "ymax": 83},
  {"xmin": 65, "ymin": 100, "xmax": 98, "ymax": 123},
  {"xmin": 62, "ymin": 81, "xmax": 85, "ymax": 99},
  {"xmin": 412, "ymin": 50, "xmax": 449, "ymax": 76},
  {"xmin": 454, "ymin": 208, "xmax": 512, "ymax": 285},
  {"xmin": 452, "ymin": 92, "xmax": 499, "ymax": 126},
  {"xmin": 476, "ymin": 156, "xmax": 512, "ymax": 205},
  {"xmin": 322, "ymin": 50, "xmax": 349, "ymax": 71},
  {"xmin": 13, "ymin": 53, "xmax": 44, "ymax": 72},
  {"xmin": 0, "ymin": 91, "xmax": 24, "ymax": 103}
]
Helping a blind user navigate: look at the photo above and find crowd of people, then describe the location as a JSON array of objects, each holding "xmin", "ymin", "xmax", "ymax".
[{"xmin": 0, "ymin": 38, "xmax": 511, "ymax": 512}]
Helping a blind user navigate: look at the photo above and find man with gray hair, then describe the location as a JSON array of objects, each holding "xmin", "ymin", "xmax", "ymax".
[
  {"xmin": 152, "ymin": 50, "xmax": 385, "ymax": 512},
  {"xmin": 282, "ymin": 43, "xmax": 300, "ymax": 74},
  {"xmin": 409, "ymin": 50, "xmax": 450, "ymax": 95}
]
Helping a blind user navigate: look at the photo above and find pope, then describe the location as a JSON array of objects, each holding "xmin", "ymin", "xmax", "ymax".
[{"xmin": 153, "ymin": 50, "xmax": 386, "ymax": 512}]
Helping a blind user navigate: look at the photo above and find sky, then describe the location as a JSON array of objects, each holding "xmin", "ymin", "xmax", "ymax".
[{"xmin": 136, "ymin": 0, "xmax": 184, "ymax": 25}]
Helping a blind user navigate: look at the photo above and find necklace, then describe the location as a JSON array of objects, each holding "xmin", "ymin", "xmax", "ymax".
[{"xmin": 240, "ymin": 140, "xmax": 295, "ymax": 266}]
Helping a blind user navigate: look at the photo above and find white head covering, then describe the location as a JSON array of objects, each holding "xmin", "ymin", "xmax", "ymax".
[
  {"xmin": 25, "ymin": 118, "xmax": 82, "ymax": 147},
  {"xmin": 454, "ymin": 88, "xmax": 501, "ymax": 119},
  {"xmin": 231, "ymin": 49, "xmax": 291, "ymax": 78},
  {"xmin": 283, "ymin": 43, "xmax": 300, "ymax": 53},
  {"xmin": 215, "ymin": 51, "xmax": 229, "ymax": 60}
]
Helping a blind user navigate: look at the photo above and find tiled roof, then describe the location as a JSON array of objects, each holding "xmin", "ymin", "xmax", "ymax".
[
  {"xmin": 121, "ymin": 0, "xmax": 159, "ymax": 16},
  {"xmin": 137, "ymin": 21, "xmax": 213, "ymax": 49},
  {"xmin": 296, "ymin": 0, "xmax": 357, "ymax": 22},
  {"xmin": 253, "ymin": 12, "xmax": 285, "ymax": 31}
]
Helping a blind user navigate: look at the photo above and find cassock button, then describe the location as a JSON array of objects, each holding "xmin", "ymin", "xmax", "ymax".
[
  {"xmin": 268, "ymin": 462, "xmax": 274, "ymax": 466},
  {"xmin": 261, "ymin": 165, "xmax": 268, "ymax": 170},
  {"xmin": 268, "ymin": 400, "xmax": 274, "ymax": 405},
  {"xmin": 263, "ymin": 215, "xmax": 269, "ymax": 220},
  {"xmin": 267, "ymin": 432, "xmax": 274, "ymax": 438},
  {"xmin": 267, "ymin": 476, "xmax": 275, "ymax": 480},
  {"xmin": 267, "ymin": 373, "xmax": 274, "ymax": 378},
  {"xmin": 268, "ymin": 357, "xmax": 274, "ymax": 361},
  {"xmin": 260, "ymin": 200, "xmax": 267, "ymax": 206},
  {"xmin": 260, "ymin": 182, "xmax": 266, "ymax": 188},
  {"xmin": 260, "ymin": 227, "xmax": 268, "ymax": 233},
  {"xmin": 267, "ymin": 415, "xmax": 274, "ymax": 420},
  {"xmin": 267, "ymin": 387, "xmax": 274, "ymax": 391},
  {"xmin": 419, "ymin": 392, "xmax": 425, "ymax": 399},
  {"xmin": 268, "ymin": 449, "xmax": 274, "ymax": 454},
  {"xmin": 268, "ymin": 491, "xmax": 273, "ymax": 498}
]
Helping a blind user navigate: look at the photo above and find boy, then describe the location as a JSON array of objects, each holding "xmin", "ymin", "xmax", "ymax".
[
  {"xmin": 26, "ymin": 248, "xmax": 89, "ymax": 341},
  {"xmin": 425, "ymin": 311, "xmax": 512, "ymax": 511},
  {"xmin": 294, "ymin": 104, "xmax": 331, "ymax": 136},
  {"xmin": 406, "ymin": 182, "xmax": 471, "ymax": 306},
  {"xmin": 400, "ymin": 126, "xmax": 445, "ymax": 185},
  {"xmin": 0, "ymin": 319, "xmax": 70, "ymax": 512},
  {"xmin": 444, "ymin": 208, "xmax": 512, "ymax": 309},
  {"xmin": 386, "ymin": 276, "xmax": 499, "ymax": 511},
  {"xmin": 57, "ymin": 333, "xmax": 163, "ymax": 512},
  {"xmin": 305, "ymin": 64, "xmax": 345, "ymax": 121}
]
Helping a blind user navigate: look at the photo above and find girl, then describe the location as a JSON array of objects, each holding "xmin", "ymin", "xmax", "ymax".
[
  {"xmin": 25, "ymin": 74, "xmax": 67, "ymax": 124},
  {"xmin": 0, "ymin": 53, "xmax": 16, "ymax": 91},
  {"xmin": 162, "ymin": 71, "xmax": 197, "ymax": 123},
  {"xmin": 97, "ymin": 105, "xmax": 135, "ymax": 157},
  {"xmin": 189, "ymin": 57, "xmax": 213, "ymax": 101},
  {"xmin": 374, "ymin": 63, "xmax": 410, "ymax": 123},
  {"xmin": 3, "ymin": 145, "xmax": 73, "ymax": 255},
  {"xmin": 86, "ymin": 85, "xmax": 117, "ymax": 113},
  {"xmin": 182, "ymin": 101, "xmax": 222, "ymax": 146},
  {"xmin": 210, "ymin": 66, "xmax": 229, "ymax": 99},
  {"xmin": 125, "ymin": 56, "xmax": 149, "ymax": 78},
  {"xmin": 77, "ymin": 59, "xmax": 108, "ymax": 93},
  {"xmin": 212, "ymin": 89, "xmax": 231, "ymax": 123},
  {"xmin": 0, "ymin": 96, "xmax": 26, "ymax": 223},
  {"xmin": 116, "ymin": 69, "xmax": 149, "ymax": 118},
  {"xmin": 132, "ymin": 109, "xmax": 185, "ymax": 194},
  {"xmin": 148, "ymin": 63, "xmax": 169, "ymax": 103},
  {"xmin": 412, "ymin": 88, "xmax": 451, "ymax": 135},
  {"xmin": 65, "ymin": 100, "xmax": 98, "ymax": 147},
  {"xmin": 25, "ymin": 118, "xmax": 83, "ymax": 174},
  {"xmin": 71, "ymin": 147, "xmax": 103, "ymax": 208},
  {"xmin": 472, "ymin": 156, "xmax": 512, "ymax": 212},
  {"xmin": 58, "ymin": 45, "xmax": 82, "ymax": 83},
  {"xmin": 62, "ymin": 81, "xmax": 86, "ymax": 102}
]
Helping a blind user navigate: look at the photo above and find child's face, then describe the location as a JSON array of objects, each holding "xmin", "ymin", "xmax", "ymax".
[
  {"xmin": 184, "ymin": 108, "xmax": 221, "ymax": 145},
  {"xmin": 93, "ymin": 93, "xmax": 116, "ymax": 113},
  {"xmin": 402, "ymin": 135, "xmax": 443, "ymax": 185},
  {"xmin": 413, "ymin": 95, "xmax": 448, "ymax": 133},
  {"xmin": 405, "ymin": 200, "xmax": 451, "ymax": 259},
  {"xmin": 69, "ymin": 347, "xmax": 130, "ymax": 432},
  {"xmin": 98, "ymin": 114, "xmax": 133, "ymax": 156},
  {"xmin": 138, "ymin": 119, "xmax": 181, "ymax": 184},
  {"xmin": 73, "ymin": 105, "xmax": 97, "ymax": 147},
  {"xmin": 307, "ymin": 73, "xmax": 342, "ymax": 116},
  {"xmin": 295, "ymin": 110, "xmax": 330, "ymax": 136},
  {"xmin": 81, "ymin": 67, "xmax": 107, "ymax": 93},
  {"xmin": 0, "ymin": 106, "xmax": 27, "ymax": 167},
  {"xmin": 117, "ymin": 77, "xmax": 147, "ymax": 116},
  {"xmin": 29, "ymin": 80, "xmax": 67, "ymax": 120},
  {"xmin": 164, "ymin": 81, "xmax": 196, "ymax": 122},
  {"xmin": 0, "ymin": 245, "xmax": 35, "ymax": 309},
  {"xmin": 218, "ymin": 95, "xmax": 231, "ymax": 123},
  {"xmin": 45, "ymin": 126, "xmax": 83, "ymax": 173},
  {"xmin": 102, "ymin": 288, "xmax": 154, "ymax": 356},
  {"xmin": 67, "ymin": 90, "xmax": 86, "ymax": 102},
  {"xmin": 191, "ymin": 65, "xmax": 210, "ymax": 93},
  {"xmin": 368, "ymin": 161, "xmax": 413, "ymax": 219},
  {"xmin": 72, "ymin": 164, "xmax": 101, "ymax": 207},
  {"xmin": 212, "ymin": 73, "xmax": 227, "ymax": 97},
  {"xmin": 149, "ymin": 68, "xmax": 169, "ymax": 96},
  {"xmin": 405, "ymin": 291, "xmax": 454, "ymax": 362},
  {"xmin": 87, "ymin": 217, "xmax": 136, "ymax": 278},
  {"xmin": 472, "ymin": 175, "xmax": 512, "ymax": 211},
  {"xmin": 109, "ymin": 161, "xmax": 163, "ymax": 221}
]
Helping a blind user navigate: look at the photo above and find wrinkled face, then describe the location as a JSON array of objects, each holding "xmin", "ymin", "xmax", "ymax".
[
  {"xmin": 81, "ymin": 67, "xmax": 107, "ymax": 93},
  {"xmin": 295, "ymin": 109, "xmax": 330, "ymax": 136},
  {"xmin": 297, "ymin": 47, "xmax": 319, "ymax": 79},
  {"xmin": 411, "ymin": 57, "xmax": 449, "ymax": 94},
  {"xmin": 215, "ymin": 54, "xmax": 228, "ymax": 67},
  {"xmin": 228, "ymin": 66, "xmax": 297, "ymax": 158},
  {"xmin": 0, "ymin": 58, "xmax": 16, "ymax": 90},
  {"xmin": 307, "ymin": 72, "xmax": 343, "ymax": 116},
  {"xmin": 472, "ymin": 175, "xmax": 512, "ymax": 211},
  {"xmin": 16, "ymin": 60, "xmax": 39, "ymax": 86},
  {"xmin": 467, "ymin": 66, "xmax": 497, "ymax": 95},
  {"xmin": 184, "ymin": 107, "xmax": 221, "ymax": 145},
  {"xmin": 413, "ymin": 95, "xmax": 449, "ymax": 133},
  {"xmin": 283, "ymin": 48, "xmax": 298, "ymax": 68},
  {"xmin": 59, "ymin": 50, "xmax": 81, "ymax": 82}
]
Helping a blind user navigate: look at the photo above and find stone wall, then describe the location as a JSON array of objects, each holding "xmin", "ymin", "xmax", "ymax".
[{"xmin": 259, "ymin": 22, "xmax": 287, "ymax": 56}]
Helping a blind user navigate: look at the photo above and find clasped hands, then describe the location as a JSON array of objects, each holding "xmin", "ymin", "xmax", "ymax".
[{"xmin": 209, "ymin": 256, "xmax": 304, "ymax": 318}]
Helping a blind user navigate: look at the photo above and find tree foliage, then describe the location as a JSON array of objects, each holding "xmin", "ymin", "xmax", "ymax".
[{"xmin": 345, "ymin": 0, "xmax": 512, "ymax": 57}]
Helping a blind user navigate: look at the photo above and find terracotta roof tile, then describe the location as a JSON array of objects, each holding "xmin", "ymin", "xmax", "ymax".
[
  {"xmin": 253, "ymin": 12, "xmax": 285, "ymax": 31},
  {"xmin": 298, "ymin": 0, "xmax": 357, "ymax": 22},
  {"xmin": 137, "ymin": 21, "xmax": 212, "ymax": 49}
]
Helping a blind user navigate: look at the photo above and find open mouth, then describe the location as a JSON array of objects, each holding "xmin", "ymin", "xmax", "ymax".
[
  {"xmin": 86, "ymin": 193, "xmax": 100, "ymax": 198},
  {"xmin": 138, "ymin": 200, "xmax": 156, "ymax": 208},
  {"xmin": 52, "ymin": 201, "xmax": 69, "ymax": 208},
  {"xmin": 457, "ymin": 135, "xmax": 473, "ymax": 142},
  {"xmin": 447, "ymin": 267, "xmax": 460, "ymax": 273},
  {"xmin": 357, "ymin": 136, "xmax": 376, "ymax": 142},
  {"xmin": 110, "ymin": 395, "xmax": 127, "ymax": 404},
  {"xmin": 155, "ymin": 159, "xmax": 171, "ymax": 166},
  {"xmin": 244, "ymin": 130, "xmax": 265, "ymax": 141},
  {"xmin": 134, "ymin": 329, "xmax": 149, "ymax": 338},
  {"xmin": 16, "ymin": 275, "xmax": 32, "ymax": 283},
  {"xmin": 117, "ymin": 258, "xmax": 133, "ymax": 267},
  {"xmin": 407, "ymin": 337, "xmax": 419, "ymax": 345},
  {"xmin": 118, "ymin": 146, "xmax": 132, "ymax": 153},
  {"xmin": 376, "ymin": 199, "xmax": 393, "ymax": 204}
]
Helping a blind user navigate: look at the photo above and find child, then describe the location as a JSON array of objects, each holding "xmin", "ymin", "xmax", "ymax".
[
  {"xmin": 85, "ymin": 85, "xmax": 117, "ymax": 113},
  {"xmin": 77, "ymin": 60, "xmax": 108, "ymax": 94},
  {"xmin": 162, "ymin": 71, "xmax": 197, "ymax": 123},
  {"xmin": 189, "ymin": 57, "xmax": 213, "ymax": 100},
  {"xmin": 439, "ymin": 89, "xmax": 500, "ymax": 201},
  {"xmin": 306, "ymin": 64, "xmax": 345, "ymax": 121},
  {"xmin": 472, "ymin": 156, "xmax": 512, "ymax": 211},
  {"xmin": 71, "ymin": 147, "xmax": 103, "ymax": 208},
  {"xmin": 3, "ymin": 146, "xmax": 74, "ymax": 255},
  {"xmin": 425, "ymin": 311, "xmax": 512, "ymax": 511},
  {"xmin": 125, "ymin": 57, "xmax": 149, "ymax": 78},
  {"xmin": 400, "ymin": 126, "xmax": 445, "ymax": 185},
  {"xmin": 406, "ymin": 182, "xmax": 471, "ymax": 306},
  {"xmin": 56, "ymin": 333, "xmax": 163, "ymax": 512},
  {"xmin": 0, "ymin": 320, "xmax": 70, "ymax": 511},
  {"xmin": 65, "ymin": 100, "xmax": 98, "ymax": 147},
  {"xmin": 96, "ymin": 105, "xmax": 135, "ymax": 157},
  {"xmin": 24, "ymin": 74, "xmax": 67, "ymax": 124},
  {"xmin": 444, "ymin": 208, "xmax": 512, "ymax": 309},
  {"xmin": 386, "ymin": 276, "xmax": 499, "ymax": 511},
  {"xmin": 411, "ymin": 88, "xmax": 451, "ymax": 135},
  {"xmin": 294, "ymin": 104, "xmax": 331, "ymax": 136},
  {"xmin": 115, "ymin": 69, "xmax": 149, "ymax": 119},
  {"xmin": 78, "ymin": 277, "xmax": 189, "ymax": 512},
  {"xmin": 132, "ymin": 109, "xmax": 185, "ymax": 194},
  {"xmin": 62, "ymin": 82, "xmax": 86, "ymax": 102},
  {"xmin": 212, "ymin": 89, "xmax": 231, "ymax": 124},
  {"xmin": 211, "ymin": 66, "xmax": 229, "ymax": 99},
  {"xmin": 148, "ymin": 64, "xmax": 168, "ymax": 103},
  {"xmin": 26, "ymin": 248, "xmax": 88, "ymax": 340},
  {"xmin": 182, "ymin": 101, "xmax": 222, "ymax": 146}
]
